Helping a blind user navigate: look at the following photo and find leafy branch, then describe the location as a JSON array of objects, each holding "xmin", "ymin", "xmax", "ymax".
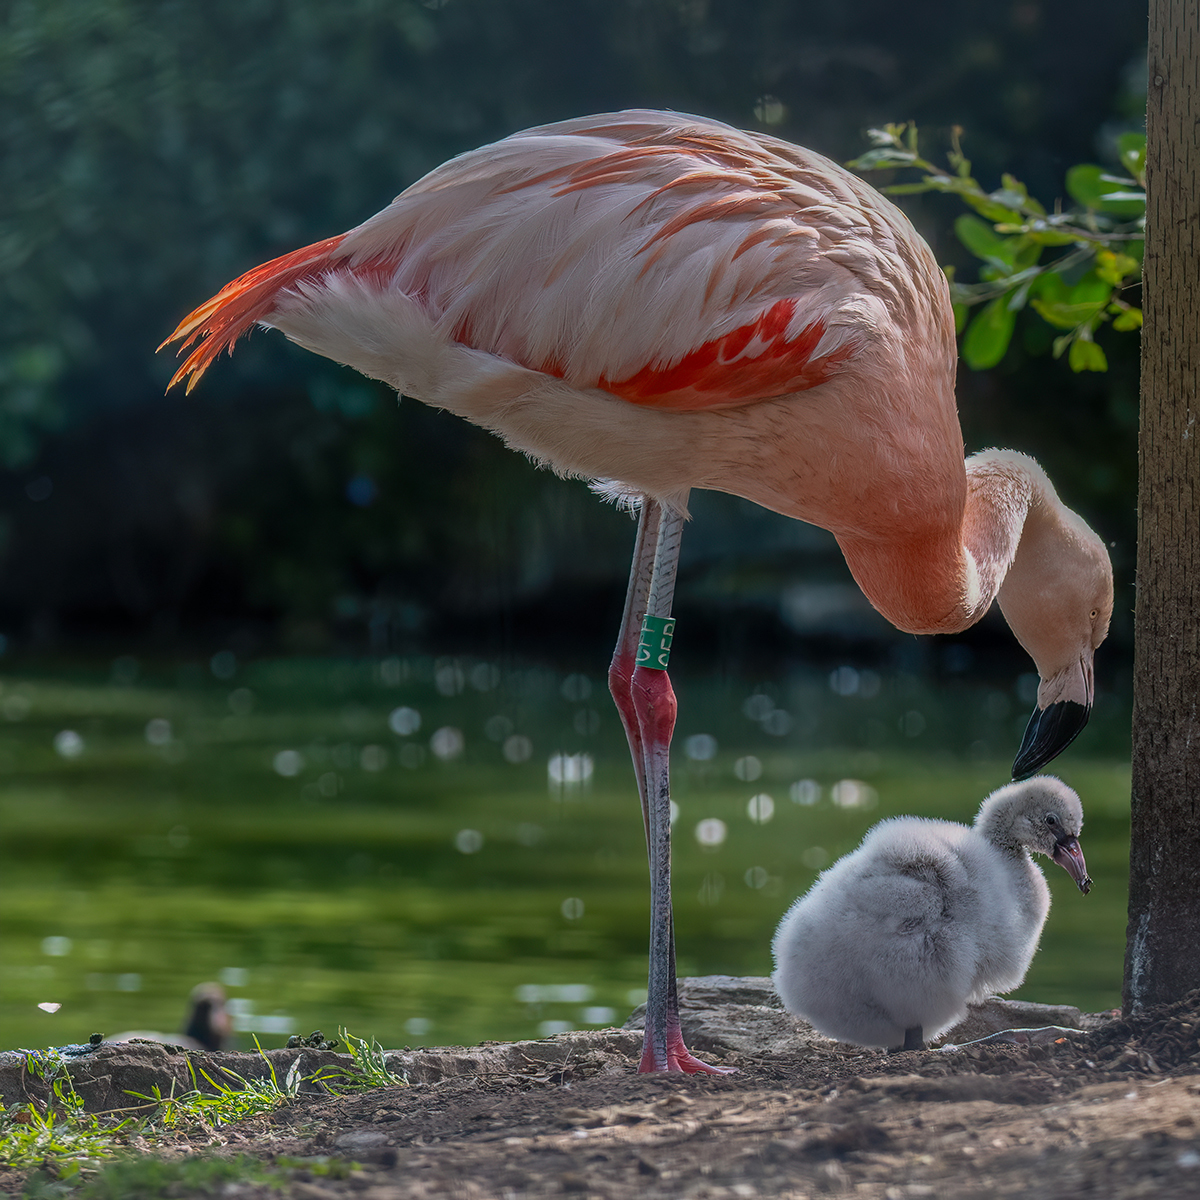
[{"xmin": 848, "ymin": 123, "xmax": 1145, "ymax": 372}]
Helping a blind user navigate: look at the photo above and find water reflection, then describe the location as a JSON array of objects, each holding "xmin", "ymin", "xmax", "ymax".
[{"xmin": 0, "ymin": 654, "xmax": 1131, "ymax": 1053}]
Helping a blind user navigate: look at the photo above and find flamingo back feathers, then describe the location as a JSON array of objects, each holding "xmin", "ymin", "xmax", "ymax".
[
  {"xmin": 334, "ymin": 112, "xmax": 902, "ymax": 405},
  {"xmin": 163, "ymin": 110, "xmax": 952, "ymax": 415}
]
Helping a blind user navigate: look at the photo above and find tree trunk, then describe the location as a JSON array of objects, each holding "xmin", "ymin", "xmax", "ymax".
[{"xmin": 1123, "ymin": 0, "xmax": 1200, "ymax": 1011}]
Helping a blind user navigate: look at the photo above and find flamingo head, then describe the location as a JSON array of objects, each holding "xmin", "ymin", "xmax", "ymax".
[
  {"xmin": 998, "ymin": 501, "xmax": 1113, "ymax": 780},
  {"xmin": 976, "ymin": 774, "xmax": 1092, "ymax": 893}
]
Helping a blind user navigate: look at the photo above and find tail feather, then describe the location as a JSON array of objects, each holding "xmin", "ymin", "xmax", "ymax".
[{"xmin": 159, "ymin": 234, "xmax": 348, "ymax": 392}]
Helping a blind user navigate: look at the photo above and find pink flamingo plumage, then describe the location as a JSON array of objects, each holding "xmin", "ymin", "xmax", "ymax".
[{"xmin": 162, "ymin": 110, "xmax": 1113, "ymax": 1074}]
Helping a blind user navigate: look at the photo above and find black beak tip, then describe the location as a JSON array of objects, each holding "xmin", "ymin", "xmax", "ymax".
[{"xmin": 1011, "ymin": 700, "xmax": 1091, "ymax": 781}]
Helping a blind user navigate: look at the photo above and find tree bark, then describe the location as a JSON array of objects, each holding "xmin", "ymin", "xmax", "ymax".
[{"xmin": 1123, "ymin": 0, "xmax": 1200, "ymax": 1011}]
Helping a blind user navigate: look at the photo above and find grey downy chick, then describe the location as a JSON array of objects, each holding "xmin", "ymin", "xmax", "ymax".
[{"xmin": 771, "ymin": 775, "xmax": 1091, "ymax": 1050}]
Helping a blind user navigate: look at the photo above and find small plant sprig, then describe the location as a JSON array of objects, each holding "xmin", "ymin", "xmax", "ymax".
[
  {"xmin": 0, "ymin": 1053, "xmax": 135, "ymax": 1173},
  {"xmin": 128, "ymin": 1041, "xmax": 310, "ymax": 1131},
  {"xmin": 127, "ymin": 1029, "xmax": 405, "ymax": 1127},
  {"xmin": 328, "ymin": 1028, "xmax": 408, "ymax": 1092},
  {"xmin": 848, "ymin": 123, "xmax": 1145, "ymax": 372},
  {"xmin": 8, "ymin": 1033, "xmax": 405, "ymax": 1195}
]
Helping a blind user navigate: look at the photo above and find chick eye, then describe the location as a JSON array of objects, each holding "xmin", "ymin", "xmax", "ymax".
[{"xmin": 1045, "ymin": 814, "xmax": 1058, "ymax": 826}]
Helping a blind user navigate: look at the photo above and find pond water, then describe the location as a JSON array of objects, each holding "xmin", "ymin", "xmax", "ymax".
[{"xmin": 0, "ymin": 654, "xmax": 1132, "ymax": 1053}]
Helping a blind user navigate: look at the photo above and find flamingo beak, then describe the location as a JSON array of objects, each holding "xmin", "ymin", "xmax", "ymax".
[
  {"xmin": 1011, "ymin": 654, "xmax": 1093, "ymax": 780},
  {"xmin": 1051, "ymin": 834, "xmax": 1092, "ymax": 895},
  {"xmin": 1011, "ymin": 700, "xmax": 1090, "ymax": 780}
]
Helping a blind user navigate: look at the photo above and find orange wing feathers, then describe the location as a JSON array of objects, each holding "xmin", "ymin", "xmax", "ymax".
[{"xmin": 160, "ymin": 234, "xmax": 348, "ymax": 392}]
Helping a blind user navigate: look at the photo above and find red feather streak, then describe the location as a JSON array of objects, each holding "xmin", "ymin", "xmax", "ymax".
[{"xmin": 593, "ymin": 301, "xmax": 844, "ymax": 410}]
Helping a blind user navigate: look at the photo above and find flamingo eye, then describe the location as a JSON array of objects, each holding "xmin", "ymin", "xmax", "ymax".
[
  {"xmin": 1090, "ymin": 609, "xmax": 1098, "ymax": 620},
  {"xmin": 1045, "ymin": 813, "xmax": 1058, "ymax": 826}
]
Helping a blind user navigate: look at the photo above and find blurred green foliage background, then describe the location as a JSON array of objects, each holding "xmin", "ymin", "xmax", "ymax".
[
  {"xmin": 0, "ymin": 0, "xmax": 1151, "ymax": 1054},
  {"xmin": 0, "ymin": 656, "xmax": 1133, "ymax": 1051},
  {"xmin": 0, "ymin": 0, "xmax": 1145, "ymax": 671}
]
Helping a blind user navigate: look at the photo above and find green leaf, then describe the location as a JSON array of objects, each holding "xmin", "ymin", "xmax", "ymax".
[
  {"xmin": 997, "ymin": 173, "xmax": 1045, "ymax": 215},
  {"xmin": 962, "ymin": 193, "xmax": 1024, "ymax": 224},
  {"xmin": 1117, "ymin": 131, "xmax": 1147, "ymax": 182},
  {"xmin": 1068, "ymin": 271, "xmax": 1115, "ymax": 306},
  {"xmin": 1030, "ymin": 298, "xmax": 1104, "ymax": 329},
  {"xmin": 1030, "ymin": 273, "xmax": 1111, "ymax": 328},
  {"xmin": 1094, "ymin": 249, "xmax": 1140, "ymax": 286},
  {"xmin": 1008, "ymin": 273, "xmax": 1040, "ymax": 311},
  {"xmin": 1111, "ymin": 306, "xmax": 1143, "ymax": 331},
  {"xmin": 1068, "ymin": 338, "xmax": 1108, "ymax": 372},
  {"xmin": 1065, "ymin": 164, "xmax": 1146, "ymax": 215},
  {"xmin": 955, "ymin": 214, "xmax": 1017, "ymax": 266},
  {"xmin": 962, "ymin": 296, "xmax": 1016, "ymax": 369},
  {"xmin": 1025, "ymin": 228, "xmax": 1082, "ymax": 246},
  {"xmin": 846, "ymin": 148, "xmax": 916, "ymax": 171},
  {"xmin": 1031, "ymin": 272, "xmax": 1069, "ymax": 305},
  {"xmin": 1011, "ymin": 240, "xmax": 1042, "ymax": 272},
  {"xmin": 952, "ymin": 302, "xmax": 968, "ymax": 334},
  {"xmin": 976, "ymin": 265, "xmax": 1044, "ymax": 301}
]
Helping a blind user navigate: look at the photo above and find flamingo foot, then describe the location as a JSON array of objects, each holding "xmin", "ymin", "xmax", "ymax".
[{"xmin": 637, "ymin": 1023, "xmax": 737, "ymax": 1074}]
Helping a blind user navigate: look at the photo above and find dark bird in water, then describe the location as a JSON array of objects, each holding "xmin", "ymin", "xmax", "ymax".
[{"xmin": 106, "ymin": 982, "xmax": 232, "ymax": 1051}]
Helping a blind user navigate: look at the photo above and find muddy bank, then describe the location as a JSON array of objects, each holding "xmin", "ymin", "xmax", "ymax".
[{"xmin": 3, "ymin": 978, "xmax": 1200, "ymax": 1199}]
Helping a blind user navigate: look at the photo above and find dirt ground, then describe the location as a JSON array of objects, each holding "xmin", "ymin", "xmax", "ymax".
[{"xmin": 5, "ymin": 985, "xmax": 1200, "ymax": 1199}]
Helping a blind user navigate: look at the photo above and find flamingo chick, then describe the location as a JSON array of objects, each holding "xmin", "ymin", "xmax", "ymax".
[
  {"xmin": 772, "ymin": 775, "xmax": 1092, "ymax": 1051},
  {"xmin": 161, "ymin": 110, "xmax": 1113, "ymax": 1073}
]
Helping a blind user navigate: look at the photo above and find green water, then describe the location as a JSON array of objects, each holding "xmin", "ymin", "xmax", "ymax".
[{"xmin": 0, "ymin": 656, "xmax": 1132, "ymax": 1052}]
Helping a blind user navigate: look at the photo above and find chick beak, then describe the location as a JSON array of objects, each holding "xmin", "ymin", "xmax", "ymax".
[{"xmin": 1051, "ymin": 834, "xmax": 1092, "ymax": 895}]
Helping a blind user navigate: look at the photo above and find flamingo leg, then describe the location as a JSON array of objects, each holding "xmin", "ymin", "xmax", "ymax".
[
  {"xmin": 608, "ymin": 497, "xmax": 733, "ymax": 1075},
  {"xmin": 608, "ymin": 499, "xmax": 659, "ymax": 836}
]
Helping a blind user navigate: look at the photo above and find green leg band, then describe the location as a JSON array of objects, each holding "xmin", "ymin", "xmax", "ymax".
[{"xmin": 637, "ymin": 614, "xmax": 676, "ymax": 670}]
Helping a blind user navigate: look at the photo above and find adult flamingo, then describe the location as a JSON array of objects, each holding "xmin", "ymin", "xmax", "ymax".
[{"xmin": 162, "ymin": 110, "xmax": 1113, "ymax": 1074}]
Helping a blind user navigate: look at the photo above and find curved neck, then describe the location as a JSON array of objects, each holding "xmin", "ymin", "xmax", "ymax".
[
  {"xmin": 837, "ymin": 450, "xmax": 1049, "ymax": 636},
  {"xmin": 975, "ymin": 803, "xmax": 1031, "ymax": 857}
]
